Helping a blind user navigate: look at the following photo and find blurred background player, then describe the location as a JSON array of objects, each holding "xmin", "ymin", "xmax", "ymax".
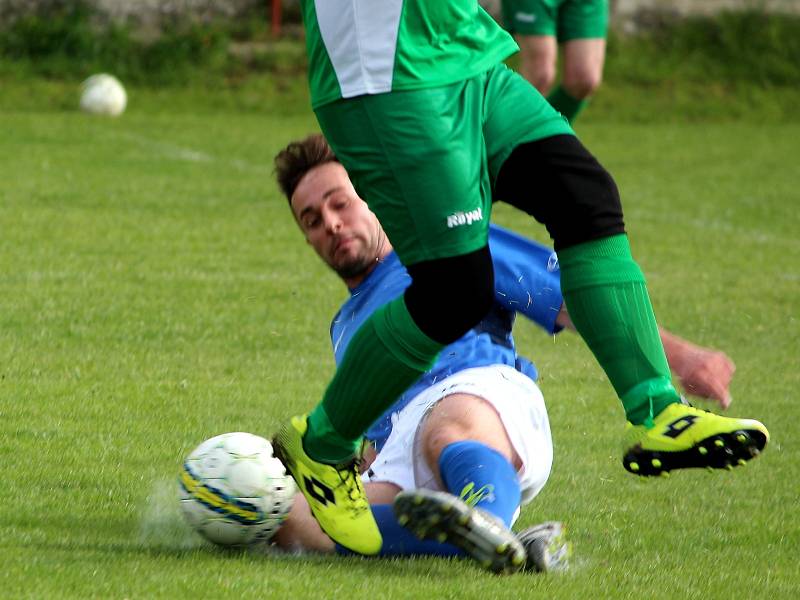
[
  {"xmin": 501, "ymin": 0, "xmax": 609, "ymax": 123},
  {"xmin": 272, "ymin": 134, "xmax": 742, "ymax": 571},
  {"xmin": 274, "ymin": 1, "xmax": 768, "ymax": 556}
]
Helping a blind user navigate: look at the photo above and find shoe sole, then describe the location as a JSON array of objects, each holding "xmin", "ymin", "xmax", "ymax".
[
  {"xmin": 393, "ymin": 489, "xmax": 525, "ymax": 575},
  {"xmin": 623, "ymin": 428, "xmax": 768, "ymax": 476}
]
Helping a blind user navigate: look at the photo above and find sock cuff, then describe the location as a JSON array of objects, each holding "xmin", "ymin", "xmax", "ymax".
[
  {"xmin": 372, "ymin": 296, "xmax": 443, "ymax": 371},
  {"xmin": 558, "ymin": 233, "xmax": 631, "ymax": 261},
  {"xmin": 306, "ymin": 404, "xmax": 361, "ymax": 462},
  {"xmin": 622, "ymin": 376, "xmax": 681, "ymax": 425},
  {"xmin": 558, "ymin": 234, "xmax": 646, "ymax": 289},
  {"xmin": 438, "ymin": 440, "xmax": 517, "ymax": 493}
]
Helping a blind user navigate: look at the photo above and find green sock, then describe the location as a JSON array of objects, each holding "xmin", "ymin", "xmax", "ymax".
[
  {"xmin": 547, "ymin": 85, "xmax": 588, "ymax": 124},
  {"xmin": 557, "ymin": 234, "xmax": 681, "ymax": 425},
  {"xmin": 305, "ymin": 296, "xmax": 443, "ymax": 463}
]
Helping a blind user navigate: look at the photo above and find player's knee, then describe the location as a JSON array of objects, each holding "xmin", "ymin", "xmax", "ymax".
[
  {"xmin": 405, "ymin": 246, "xmax": 494, "ymax": 344},
  {"xmin": 420, "ymin": 421, "xmax": 463, "ymax": 471},
  {"xmin": 522, "ymin": 58, "xmax": 556, "ymax": 94},
  {"xmin": 496, "ymin": 135, "xmax": 625, "ymax": 249},
  {"xmin": 420, "ymin": 394, "xmax": 515, "ymax": 475},
  {"xmin": 562, "ymin": 67, "xmax": 602, "ymax": 99},
  {"xmin": 550, "ymin": 164, "xmax": 622, "ymax": 248},
  {"xmin": 528, "ymin": 64, "xmax": 557, "ymax": 95}
]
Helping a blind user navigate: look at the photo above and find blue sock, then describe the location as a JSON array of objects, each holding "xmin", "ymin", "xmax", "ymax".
[
  {"xmin": 335, "ymin": 505, "xmax": 463, "ymax": 557},
  {"xmin": 438, "ymin": 440, "xmax": 521, "ymax": 527}
]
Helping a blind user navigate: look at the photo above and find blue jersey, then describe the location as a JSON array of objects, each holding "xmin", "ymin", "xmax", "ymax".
[{"xmin": 330, "ymin": 224, "xmax": 563, "ymax": 450}]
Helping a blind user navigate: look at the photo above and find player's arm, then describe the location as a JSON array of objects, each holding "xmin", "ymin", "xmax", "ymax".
[
  {"xmin": 489, "ymin": 225, "xmax": 564, "ymax": 334},
  {"xmin": 555, "ymin": 307, "xmax": 735, "ymax": 409}
]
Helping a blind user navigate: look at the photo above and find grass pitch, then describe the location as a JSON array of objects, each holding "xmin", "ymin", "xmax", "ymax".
[{"xmin": 1, "ymin": 83, "xmax": 798, "ymax": 598}]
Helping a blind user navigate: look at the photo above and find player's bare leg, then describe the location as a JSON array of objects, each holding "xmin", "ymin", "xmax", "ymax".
[
  {"xmin": 515, "ymin": 34, "xmax": 558, "ymax": 95},
  {"xmin": 547, "ymin": 38, "xmax": 606, "ymax": 122}
]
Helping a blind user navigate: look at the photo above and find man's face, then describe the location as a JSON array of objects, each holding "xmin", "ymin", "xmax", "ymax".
[{"xmin": 290, "ymin": 162, "xmax": 385, "ymax": 282}]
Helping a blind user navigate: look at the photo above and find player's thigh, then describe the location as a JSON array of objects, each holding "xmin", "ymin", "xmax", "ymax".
[
  {"xmin": 557, "ymin": 0, "xmax": 608, "ymax": 42},
  {"xmin": 315, "ymin": 83, "xmax": 491, "ymax": 266},
  {"xmin": 481, "ymin": 63, "xmax": 574, "ymax": 186}
]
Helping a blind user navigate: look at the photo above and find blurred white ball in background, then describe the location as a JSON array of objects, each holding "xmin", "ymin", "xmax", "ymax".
[{"xmin": 80, "ymin": 73, "xmax": 127, "ymax": 116}]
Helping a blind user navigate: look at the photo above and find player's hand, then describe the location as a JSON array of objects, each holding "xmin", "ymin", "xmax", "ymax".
[{"xmin": 674, "ymin": 346, "xmax": 735, "ymax": 409}]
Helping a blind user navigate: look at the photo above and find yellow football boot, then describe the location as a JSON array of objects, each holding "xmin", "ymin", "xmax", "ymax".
[
  {"xmin": 272, "ymin": 415, "xmax": 381, "ymax": 555},
  {"xmin": 623, "ymin": 402, "xmax": 769, "ymax": 476}
]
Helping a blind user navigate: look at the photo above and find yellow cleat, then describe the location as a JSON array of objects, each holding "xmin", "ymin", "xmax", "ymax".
[
  {"xmin": 622, "ymin": 403, "xmax": 769, "ymax": 476},
  {"xmin": 272, "ymin": 414, "xmax": 381, "ymax": 555}
]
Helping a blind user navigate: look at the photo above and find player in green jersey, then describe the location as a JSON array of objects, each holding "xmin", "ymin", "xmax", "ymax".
[
  {"xmin": 502, "ymin": 0, "xmax": 608, "ymax": 123},
  {"xmin": 272, "ymin": 0, "xmax": 769, "ymax": 556}
]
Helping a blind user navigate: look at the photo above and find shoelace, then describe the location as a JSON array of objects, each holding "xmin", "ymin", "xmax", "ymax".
[{"xmin": 335, "ymin": 459, "xmax": 369, "ymax": 512}]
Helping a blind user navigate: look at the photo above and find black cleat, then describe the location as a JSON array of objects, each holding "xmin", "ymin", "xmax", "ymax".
[
  {"xmin": 393, "ymin": 489, "xmax": 525, "ymax": 575},
  {"xmin": 518, "ymin": 521, "xmax": 571, "ymax": 573}
]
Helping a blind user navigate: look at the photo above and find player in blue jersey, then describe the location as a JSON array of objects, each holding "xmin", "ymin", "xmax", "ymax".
[{"xmin": 270, "ymin": 134, "xmax": 738, "ymax": 572}]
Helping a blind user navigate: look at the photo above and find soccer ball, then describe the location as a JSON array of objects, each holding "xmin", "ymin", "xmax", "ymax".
[
  {"xmin": 79, "ymin": 73, "xmax": 127, "ymax": 116},
  {"xmin": 178, "ymin": 432, "xmax": 296, "ymax": 547}
]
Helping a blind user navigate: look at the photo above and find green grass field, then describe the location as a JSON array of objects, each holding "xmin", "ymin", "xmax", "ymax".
[{"xmin": 1, "ymin": 79, "xmax": 799, "ymax": 598}]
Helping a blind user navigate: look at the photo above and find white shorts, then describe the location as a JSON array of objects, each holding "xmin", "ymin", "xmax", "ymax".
[{"xmin": 364, "ymin": 364, "xmax": 553, "ymax": 509}]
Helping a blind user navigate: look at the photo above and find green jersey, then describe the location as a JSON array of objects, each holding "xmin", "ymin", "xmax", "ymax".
[{"xmin": 301, "ymin": 0, "xmax": 519, "ymax": 107}]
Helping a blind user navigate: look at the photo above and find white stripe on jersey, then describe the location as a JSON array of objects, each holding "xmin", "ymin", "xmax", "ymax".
[{"xmin": 314, "ymin": 0, "xmax": 403, "ymax": 98}]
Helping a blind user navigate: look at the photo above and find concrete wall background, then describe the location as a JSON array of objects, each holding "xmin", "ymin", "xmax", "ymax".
[{"xmin": 1, "ymin": 0, "xmax": 798, "ymax": 31}]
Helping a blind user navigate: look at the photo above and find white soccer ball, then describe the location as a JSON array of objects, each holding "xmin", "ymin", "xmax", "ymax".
[
  {"xmin": 178, "ymin": 432, "xmax": 295, "ymax": 547},
  {"xmin": 79, "ymin": 73, "xmax": 127, "ymax": 116}
]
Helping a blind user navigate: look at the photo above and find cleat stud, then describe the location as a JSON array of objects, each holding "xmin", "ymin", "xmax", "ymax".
[
  {"xmin": 660, "ymin": 471, "xmax": 670, "ymax": 478},
  {"xmin": 725, "ymin": 463, "xmax": 733, "ymax": 471},
  {"xmin": 481, "ymin": 559, "xmax": 492, "ymax": 569},
  {"xmin": 413, "ymin": 495, "xmax": 424, "ymax": 506},
  {"xmin": 397, "ymin": 514, "xmax": 410, "ymax": 526},
  {"xmin": 736, "ymin": 433, "xmax": 748, "ymax": 443},
  {"xmin": 714, "ymin": 439, "xmax": 725, "ymax": 448},
  {"xmin": 512, "ymin": 554, "xmax": 524, "ymax": 566},
  {"xmin": 441, "ymin": 503, "xmax": 453, "ymax": 513},
  {"xmin": 706, "ymin": 466, "xmax": 714, "ymax": 473},
  {"xmin": 698, "ymin": 446, "xmax": 708, "ymax": 456},
  {"xmin": 428, "ymin": 515, "xmax": 441, "ymax": 525},
  {"xmin": 652, "ymin": 458, "xmax": 662, "ymax": 469},
  {"xmin": 738, "ymin": 458, "xmax": 747, "ymax": 466},
  {"xmin": 496, "ymin": 543, "xmax": 509, "ymax": 554},
  {"xmin": 458, "ymin": 514, "xmax": 470, "ymax": 526},
  {"xmin": 629, "ymin": 462, "xmax": 640, "ymax": 472},
  {"xmin": 436, "ymin": 532, "xmax": 447, "ymax": 543}
]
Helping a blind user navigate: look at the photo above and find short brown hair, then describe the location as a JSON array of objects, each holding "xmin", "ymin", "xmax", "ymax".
[{"xmin": 274, "ymin": 133, "xmax": 339, "ymax": 201}]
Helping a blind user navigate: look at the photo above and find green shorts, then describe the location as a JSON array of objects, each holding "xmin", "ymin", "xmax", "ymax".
[
  {"xmin": 315, "ymin": 64, "xmax": 573, "ymax": 264},
  {"xmin": 502, "ymin": 0, "xmax": 608, "ymax": 41}
]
